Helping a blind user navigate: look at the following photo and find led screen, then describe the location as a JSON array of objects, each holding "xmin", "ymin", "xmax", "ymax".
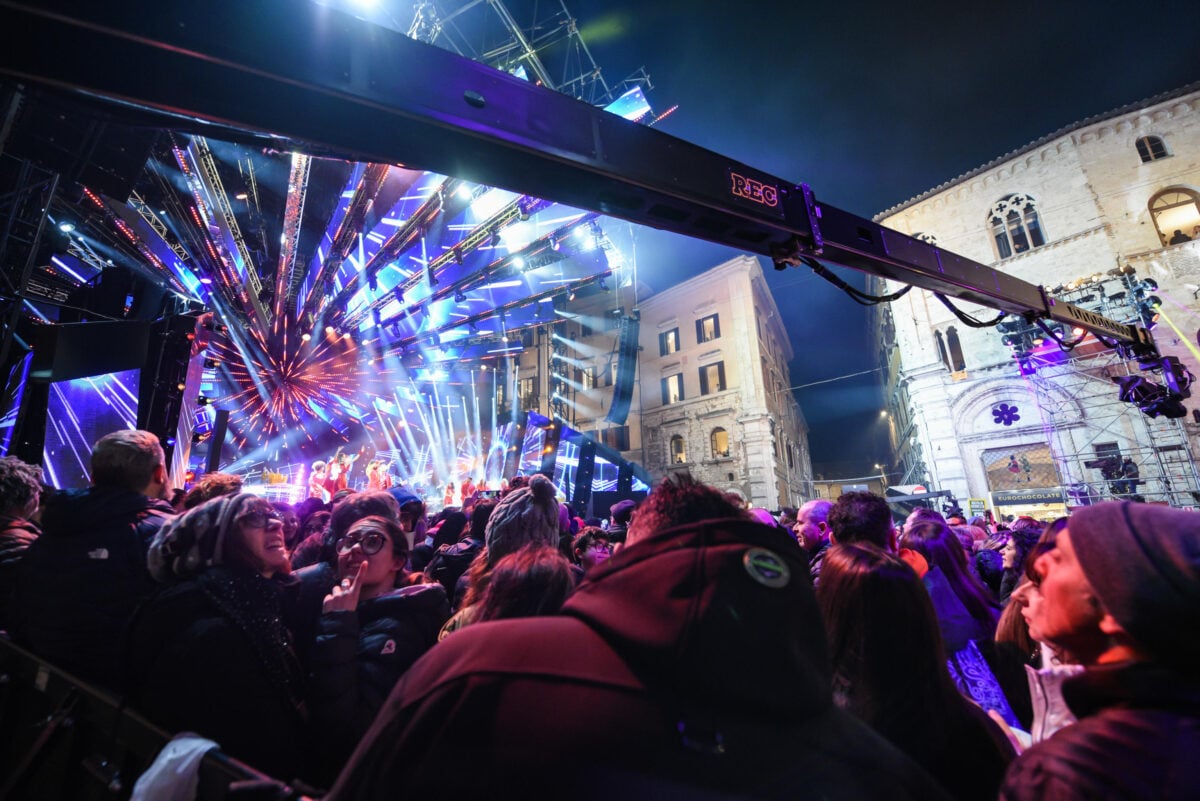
[{"xmin": 42, "ymin": 368, "xmax": 141, "ymax": 489}]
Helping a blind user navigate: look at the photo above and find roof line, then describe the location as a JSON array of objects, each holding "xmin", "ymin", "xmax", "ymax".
[{"xmin": 873, "ymin": 81, "xmax": 1200, "ymax": 221}]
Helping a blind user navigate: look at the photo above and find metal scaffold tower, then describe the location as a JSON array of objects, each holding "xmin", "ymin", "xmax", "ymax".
[{"xmin": 1021, "ymin": 346, "xmax": 1200, "ymax": 508}]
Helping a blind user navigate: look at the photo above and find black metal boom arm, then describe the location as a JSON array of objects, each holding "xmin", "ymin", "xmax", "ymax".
[{"xmin": 0, "ymin": 0, "xmax": 1155, "ymax": 355}]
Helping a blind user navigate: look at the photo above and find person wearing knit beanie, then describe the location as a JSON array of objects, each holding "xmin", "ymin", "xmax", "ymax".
[
  {"xmin": 1063, "ymin": 500, "xmax": 1200, "ymax": 670},
  {"xmin": 1001, "ymin": 507, "xmax": 1200, "ymax": 800},
  {"xmin": 148, "ymin": 492, "xmax": 282, "ymax": 581},
  {"xmin": 483, "ymin": 473, "xmax": 560, "ymax": 565}
]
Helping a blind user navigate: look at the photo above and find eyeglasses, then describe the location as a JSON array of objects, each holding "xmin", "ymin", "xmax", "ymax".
[
  {"xmin": 336, "ymin": 529, "xmax": 389, "ymax": 556},
  {"xmin": 588, "ymin": 541, "xmax": 612, "ymax": 552},
  {"xmin": 240, "ymin": 510, "xmax": 283, "ymax": 529}
]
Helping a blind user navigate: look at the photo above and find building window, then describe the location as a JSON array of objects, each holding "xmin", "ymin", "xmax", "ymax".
[
  {"xmin": 989, "ymin": 194, "xmax": 1046, "ymax": 259},
  {"xmin": 711, "ymin": 427, "xmax": 730, "ymax": 458},
  {"xmin": 661, "ymin": 373, "xmax": 684, "ymax": 405},
  {"xmin": 946, "ymin": 326, "xmax": 966, "ymax": 372},
  {"xmin": 696, "ymin": 313, "xmax": 721, "ymax": 343},
  {"xmin": 1135, "ymin": 135, "xmax": 1169, "ymax": 163},
  {"xmin": 669, "ymin": 434, "xmax": 687, "ymax": 463},
  {"xmin": 578, "ymin": 321, "xmax": 593, "ymax": 338},
  {"xmin": 1149, "ymin": 187, "xmax": 1200, "ymax": 246},
  {"xmin": 659, "ymin": 328, "xmax": 680, "ymax": 356},
  {"xmin": 935, "ymin": 330, "xmax": 950, "ymax": 371},
  {"xmin": 519, "ymin": 377, "xmax": 537, "ymax": 408},
  {"xmin": 581, "ymin": 367, "xmax": 595, "ymax": 391},
  {"xmin": 699, "ymin": 361, "xmax": 726, "ymax": 395},
  {"xmin": 601, "ymin": 426, "xmax": 630, "ymax": 451}
]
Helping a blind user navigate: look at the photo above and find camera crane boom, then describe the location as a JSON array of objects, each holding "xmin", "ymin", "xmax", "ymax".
[{"xmin": 0, "ymin": 0, "xmax": 1158, "ymax": 358}]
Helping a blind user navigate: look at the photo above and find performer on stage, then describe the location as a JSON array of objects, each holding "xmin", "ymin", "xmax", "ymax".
[
  {"xmin": 366, "ymin": 459, "xmax": 393, "ymax": 492},
  {"xmin": 309, "ymin": 461, "xmax": 331, "ymax": 503}
]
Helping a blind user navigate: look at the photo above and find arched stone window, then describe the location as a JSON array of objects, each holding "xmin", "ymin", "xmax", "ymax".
[
  {"xmin": 989, "ymin": 194, "xmax": 1046, "ymax": 259},
  {"xmin": 670, "ymin": 434, "xmax": 687, "ymax": 464},
  {"xmin": 1135, "ymin": 135, "xmax": 1169, "ymax": 163},
  {"xmin": 711, "ymin": 427, "xmax": 730, "ymax": 458},
  {"xmin": 934, "ymin": 330, "xmax": 950, "ymax": 371},
  {"xmin": 946, "ymin": 326, "xmax": 966, "ymax": 372},
  {"xmin": 1149, "ymin": 187, "xmax": 1200, "ymax": 245}
]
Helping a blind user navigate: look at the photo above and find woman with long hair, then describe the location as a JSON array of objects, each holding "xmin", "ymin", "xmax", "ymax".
[
  {"xmin": 900, "ymin": 521, "xmax": 1001, "ymax": 648},
  {"xmin": 818, "ymin": 543, "xmax": 1014, "ymax": 801},
  {"xmin": 474, "ymin": 544, "xmax": 573, "ymax": 623}
]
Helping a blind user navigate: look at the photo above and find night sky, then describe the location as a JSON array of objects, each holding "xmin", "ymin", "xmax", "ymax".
[{"xmin": 562, "ymin": 0, "xmax": 1199, "ymax": 477}]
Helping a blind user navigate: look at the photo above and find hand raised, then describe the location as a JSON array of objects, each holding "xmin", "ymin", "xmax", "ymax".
[{"xmin": 323, "ymin": 559, "xmax": 368, "ymax": 614}]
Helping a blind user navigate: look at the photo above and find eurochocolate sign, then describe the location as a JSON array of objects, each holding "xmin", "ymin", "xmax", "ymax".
[{"xmin": 993, "ymin": 488, "xmax": 1065, "ymax": 506}]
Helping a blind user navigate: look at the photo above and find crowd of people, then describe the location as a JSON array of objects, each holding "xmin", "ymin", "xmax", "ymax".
[{"xmin": 0, "ymin": 429, "xmax": 1197, "ymax": 800}]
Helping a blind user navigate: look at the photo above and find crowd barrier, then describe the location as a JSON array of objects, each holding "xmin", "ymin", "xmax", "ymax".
[{"xmin": 0, "ymin": 636, "xmax": 314, "ymax": 801}]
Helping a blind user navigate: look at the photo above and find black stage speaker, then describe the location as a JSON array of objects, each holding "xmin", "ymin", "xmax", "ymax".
[
  {"xmin": 570, "ymin": 437, "xmax": 597, "ymax": 511},
  {"xmin": 206, "ymin": 409, "xmax": 230, "ymax": 474},
  {"xmin": 606, "ymin": 316, "xmax": 639, "ymax": 425}
]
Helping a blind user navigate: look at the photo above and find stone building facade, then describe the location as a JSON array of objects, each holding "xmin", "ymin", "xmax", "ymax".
[
  {"xmin": 873, "ymin": 83, "xmax": 1200, "ymax": 516},
  {"xmin": 635, "ymin": 255, "xmax": 811, "ymax": 509}
]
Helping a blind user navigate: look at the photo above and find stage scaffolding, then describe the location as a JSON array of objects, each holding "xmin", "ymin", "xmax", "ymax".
[{"xmin": 1021, "ymin": 346, "xmax": 1200, "ymax": 508}]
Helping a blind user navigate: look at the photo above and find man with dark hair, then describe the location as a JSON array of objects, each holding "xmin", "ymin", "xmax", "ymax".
[
  {"xmin": 12, "ymin": 429, "xmax": 175, "ymax": 688},
  {"xmin": 1001, "ymin": 501, "xmax": 1200, "ymax": 801},
  {"xmin": 325, "ymin": 474, "xmax": 950, "ymax": 800},
  {"xmin": 606, "ymin": 498, "xmax": 638, "ymax": 545},
  {"xmin": 828, "ymin": 491, "xmax": 896, "ymax": 551}
]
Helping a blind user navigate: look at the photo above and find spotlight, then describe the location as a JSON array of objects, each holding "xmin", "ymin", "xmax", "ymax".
[
  {"xmin": 203, "ymin": 358, "xmax": 218, "ymax": 369},
  {"xmin": 455, "ymin": 290, "xmax": 467, "ymax": 303},
  {"xmin": 368, "ymin": 273, "xmax": 378, "ymax": 291},
  {"xmin": 453, "ymin": 248, "xmax": 463, "ymax": 265},
  {"xmin": 512, "ymin": 256, "xmax": 525, "ymax": 270},
  {"xmin": 301, "ymin": 332, "xmax": 311, "ymax": 342},
  {"xmin": 325, "ymin": 325, "xmax": 336, "ymax": 335},
  {"xmin": 392, "ymin": 286, "xmax": 405, "ymax": 303},
  {"xmin": 598, "ymin": 276, "xmax": 609, "ymax": 291},
  {"xmin": 372, "ymin": 307, "xmax": 382, "ymax": 326},
  {"xmin": 428, "ymin": 269, "xmax": 439, "ymax": 287},
  {"xmin": 197, "ymin": 395, "xmax": 210, "ymax": 406},
  {"xmin": 57, "ymin": 221, "xmax": 76, "ymax": 233},
  {"xmin": 455, "ymin": 185, "xmax": 473, "ymax": 201},
  {"xmin": 491, "ymin": 230, "xmax": 501, "ymax": 248}
]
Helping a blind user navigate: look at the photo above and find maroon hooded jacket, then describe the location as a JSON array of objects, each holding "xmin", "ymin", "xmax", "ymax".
[{"xmin": 326, "ymin": 517, "xmax": 951, "ymax": 800}]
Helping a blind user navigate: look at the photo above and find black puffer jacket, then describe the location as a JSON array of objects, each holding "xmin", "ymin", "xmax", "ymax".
[
  {"xmin": 11, "ymin": 488, "xmax": 174, "ymax": 687},
  {"xmin": 1001, "ymin": 662, "xmax": 1200, "ymax": 801},
  {"xmin": 0, "ymin": 515, "xmax": 39, "ymax": 631},
  {"xmin": 423, "ymin": 536, "xmax": 482, "ymax": 600},
  {"xmin": 309, "ymin": 583, "xmax": 450, "ymax": 778},
  {"xmin": 127, "ymin": 568, "xmax": 308, "ymax": 783}
]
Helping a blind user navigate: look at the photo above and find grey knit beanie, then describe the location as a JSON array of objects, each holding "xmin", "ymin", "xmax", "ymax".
[
  {"xmin": 484, "ymin": 474, "xmax": 560, "ymax": 565},
  {"xmin": 1068, "ymin": 501, "xmax": 1200, "ymax": 669},
  {"xmin": 148, "ymin": 492, "xmax": 262, "ymax": 581}
]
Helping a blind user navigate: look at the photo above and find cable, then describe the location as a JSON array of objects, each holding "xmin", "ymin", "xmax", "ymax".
[
  {"xmin": 800, "ymin": 257, "xmax": 913, "ymax": 306},
  {"xmin": 933, "ymin": 293, "xmax": 1009, "ymax": 328}
]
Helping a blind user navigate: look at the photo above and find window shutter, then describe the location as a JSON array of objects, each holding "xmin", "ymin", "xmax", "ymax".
[
  {"xmin": 717, "ymin": 361, "xmax": 726, "ymax": 390},
  {"xmin": 713, "ymin": 315, "xmax": 721, "ymax": 338},
  {"xmin": 699, "ymin": 366, "xmax": 709, "ymax": 395}
]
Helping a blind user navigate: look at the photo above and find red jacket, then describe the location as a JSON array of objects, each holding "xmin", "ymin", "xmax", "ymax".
[{"xmin": 327, "ymin": 518, "xmax": 950, "ymax": 801}]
